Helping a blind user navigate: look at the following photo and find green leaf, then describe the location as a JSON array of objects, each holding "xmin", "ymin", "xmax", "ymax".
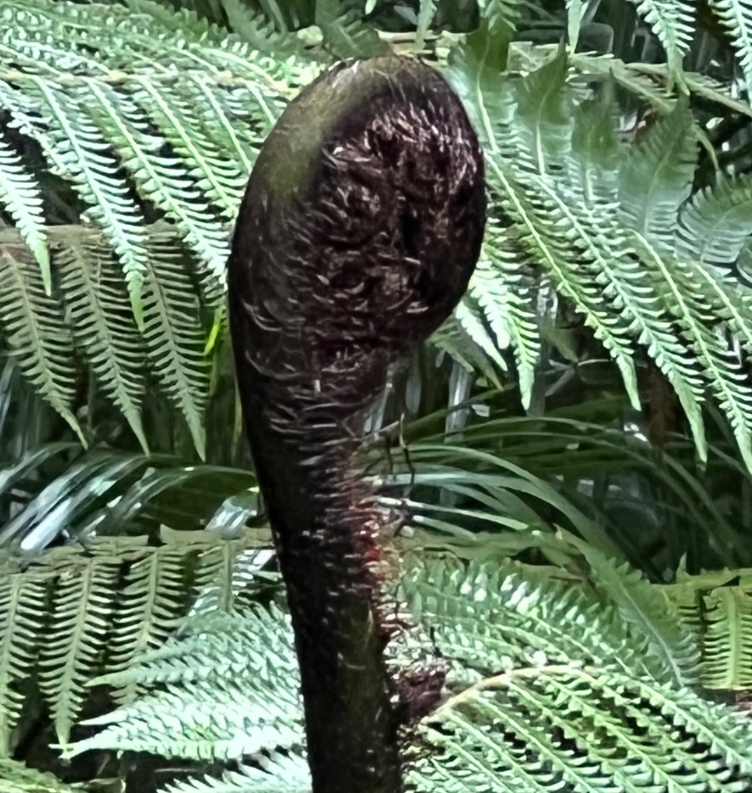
[
  {"xmin": 677, "ymin": 173, "xmax": 752, "ymax": 268},
  {"xmin": 624, "ymin": 0, "xmax": 695, "ymax": 75},
  {"xmin": 0, "ymin": 136, "xmax": 49, "ymax": 295},
  {"xmin": 619, "ymin": 99, "xmax": 697, "ymax": 252},
  {"xmin": 0, "ymin": 248, "xmax": 83, "ymax": 445}
]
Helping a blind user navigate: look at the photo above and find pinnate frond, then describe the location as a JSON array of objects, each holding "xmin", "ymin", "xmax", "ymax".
[
  {"xmin": 0, "ymin": 135, "xmax": 49, "ymax": 293},
  {"xmin": 0, "ymin": 243, "xmax": 83, "ymax": 444},
  {"xmin": 57, "ymin": 239, "xmax": 148, "ymax": 453}
]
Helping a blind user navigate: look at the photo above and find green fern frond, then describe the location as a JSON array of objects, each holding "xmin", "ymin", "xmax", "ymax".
[
  {"xmin": 619, "ymin": 100, "xmax": 697, "ymax": 252},
  {"xmin": 400, "ymin": 557, "xmax": 657, "ymax": 680},
  {"xmin": 57, "ymin": 240, "xmax": 148, "ymax": 453},
  {"xmin": 38, "ymin": 552, "xmax": 122, "ymax": 744},
  {"xmin": 0, "ymin": 571, "xmax": 52, "ymax": 756},
  {"xmin": 677, "ymin": 173, "xmax": 752, "ymax": 269},
  {"xmin": 315, "ymin": 0, "xmax": 389, "ymax": 58},
  {"xmin": 570, "ymin": 198, "xmax": 708, "ymax": 456},
  {"xmin": 70, "ymin": 677, "xmax": 302, "ymax": 760},
  {"xmin": 210, "ymin": 0, "xmax": 309, "ymax": 56},
  {"xmin": 0, "ymin": 531, "xmax": 272, "ymax": 748},
  {"xmin": 635, "ymin": 235, "xmax": 752, "ymax": 471},
  {"xmin": 470, "ymin": 237, "xmax": 540, "ymax": 408},
  {"xmin": 50, "ymin": 549, "xmax": 752, "ymax": 793},
  {"xmin": 81, "ymin": 78, "xmax": 233, "ymax": 294},
  {"xmin": 454, "ymin": 299, "xmax": 507, "ymax": 382},
  {"xmin": 688, "ymin": 260, "xmax": 752, "ymax": 361},
  {"xmin": 191, "ymin": 541, "xmax": 275, "ymax": 614},
  {"xmin": 603, "ymin": 671, "xmax": 752, "ymax": 773},
  {"xmin": 413, "ymin": 664, "xmax": 752, "ymax": 793},
  {"xmin": 503, "ymin": 165, "xmax": 641, "ymax": 408},
  {"xmin": 21, "ymin": 77, "xmax": 150, "ymax": 305},
  {"xmin": 458, "ymin": 60, "xmax": 642, "ymax": 409},
  {"xmin": 568, "ymin": 539, "xmax": 701, "ymax": 685},
  {"xmin": 709, "ymin": 0, "xmax": 752, "ymax": 89},
  {"xmin": 625, "ymin": 0, "xmax": 695, "ymax": 74},
  {"xmin": 66, "ymin": 607, "xmax": 302, "ymax": 760},
  {"xmin": 141, "ymin": 235, "xmax": 210, "ymax": 460},
  {"xmin": 0, "ymin": 245, "xmax": 83, "ymax": 445},
  {"xmin": 702, "ymin": 586, "xmax": 752, "ymax": 689},
  {"xmin": 431, "ymin": 315, "xmax": 505, "ymax": 388},
  {"xmin": 0, "ymin": 759, "xmax": 81, "ymax": 793},
  {"xmin": 515, "ymin": 48, "xmax": 572, "ymax": 173},
  {"xmin": 106, "ymin": 543, "xmax": 199, "ymax": 704},
  {"xmin": 667, "ymin": 573, "xmax": 752, "ymax": 691},
  {"xmin": 404, "ymin": 558, "xmax": 752, "ymax": 793},
  {"xmin": 0, "ymin": 136, "xmax": 49, "ymax": 294},
  {"xmin": 128, "ymin": 77, "xmax": 246, "ymax": 221},
  {"xmin": 158, "ymin": 753, "xmax": 310, "ymax": 793}
]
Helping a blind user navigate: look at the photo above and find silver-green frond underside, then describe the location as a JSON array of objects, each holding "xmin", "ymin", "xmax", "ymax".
[
  {"xmin": 40, "ymin": 547, "xmax": 752, "ymax": 793},
  {"xmin": 0, "ymin": 531, "xmax": 266, "ymax": 749}
]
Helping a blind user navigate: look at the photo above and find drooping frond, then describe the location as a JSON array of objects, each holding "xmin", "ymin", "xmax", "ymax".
[
  {"xmin": 702, "ymin": 584, "xmax": 752, "ymax": 690},
  {"xmin": 20, "ymin": 76, "xmax": 150, "ymax": 304},
  {"xmin": 665, "ymin": 571, "xmax": 752, "ymax": 691},
  {"xmin": 0, "ymin": 530, "xmax": 269, "ymax": 746},
  {"xmin": 140, "ymin": 235, "xmax": 210, "ymax": 459},
  {"xmin": 634, "ymin": 235, "xmax": 752, "ymax": 472},
  {"xmin": 57, "ymin": 238, "xmax": 148, "ymax": 453},
  {"xmin": 0, "ymin": 566, "xmax": 52, "ymax": 755},
  {"xmin": 38, "ymin": 548, "xmax": 122, "ymax": 744},
  {"xmin": 0, "ymin": 135, "xmax": 49, "ymax": 293},
  {"xmin": 473, "ymin": 224, "xmax": 540, "ymax": 408},
  {"xmin": 624, "ymin": 0, "xmax": 696, "ymax": 74},
  {"xmin": 619, "ymin": 100, "xmax": 697, "ymax": 253},
  {"xmin": 708, "ymin": 0, "xmax": 752, "ymax": 89},
  {"xmin": 0, "ymin": 239, "xmax": 83, "ymax": 445},
  {"xmin": 677, "ymin": 173, "xmax": 752, "ymax": 269}
]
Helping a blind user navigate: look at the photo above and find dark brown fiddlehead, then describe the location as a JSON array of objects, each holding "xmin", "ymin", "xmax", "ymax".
[{"xmin": 227, "ymin": 56, "xmax": 485, "ymax": 793}]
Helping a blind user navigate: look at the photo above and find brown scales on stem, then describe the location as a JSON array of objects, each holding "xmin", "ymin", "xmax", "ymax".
[{"xmin": 227, "ymin": 56, "xmax": 486, "ymax": 793}]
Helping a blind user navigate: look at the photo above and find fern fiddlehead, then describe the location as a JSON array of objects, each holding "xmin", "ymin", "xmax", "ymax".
[{"xmin": 227, "ymin": 56, "xmax": 486, "ymax": 793}]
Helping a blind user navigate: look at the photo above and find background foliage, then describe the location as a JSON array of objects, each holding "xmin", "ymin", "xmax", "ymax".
[{"xmin": 2, "ymin": 0, "xmax": 752, "ymax": 791}]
